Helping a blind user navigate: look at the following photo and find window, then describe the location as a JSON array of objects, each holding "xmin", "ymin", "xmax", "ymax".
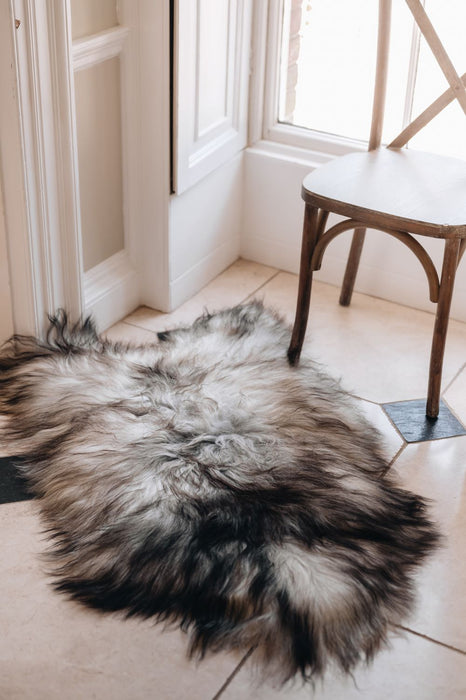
[{"xmin": 276, "ymin": 0, "xmax": 466, "ymax": 159}]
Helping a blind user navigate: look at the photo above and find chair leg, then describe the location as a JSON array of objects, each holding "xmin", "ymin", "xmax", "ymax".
[
  {"xmin": 426, "ymin": 238, "xmax": 461, "ymax": 418},
  {"xmin": 339, "ymin": 227, "xmax": 367, "ymax": 306},
  {"xmin": 288, "ymin": 205, "xmax": 320, "ymax": 366}
]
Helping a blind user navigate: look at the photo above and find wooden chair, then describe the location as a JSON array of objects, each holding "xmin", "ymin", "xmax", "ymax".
[{"xmin": 288, "ymin": 0, "xmax": 466, "ymax": 419}]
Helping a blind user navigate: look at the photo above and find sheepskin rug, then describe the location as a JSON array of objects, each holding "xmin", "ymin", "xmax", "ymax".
[{"xmin": 0, "ymin": 302, "xmax": 439, "ymax": 683}]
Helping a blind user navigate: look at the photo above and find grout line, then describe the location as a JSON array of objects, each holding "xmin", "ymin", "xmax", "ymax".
[
  {"xmin": 116, "ymin": 320, "xmax": 159, "ymax": 334},
  {"xmin": 210, "ymin": 647, "xmax": 256, "ymax": 700},
  {"xmin": 379, "ymin": 405, "xmax": 409, "ymax": 445},
  {"xmin": 112, "ymin": 268, "xmax": 282, "ymax": 334},
  {"xmin": 441, "ymin": 394, "xmax": 466, "ymax": 431},
  {"xmin": 347, "ymin": 395, "xmax": 408, "ymax": 468},
  {"xmin": 210, "ymin": 626, "xmax": 466, "ymax": 699},
  {"xmin": 441, "ymin": 361, "xmax": 466, "ymax": 396},
  {"xmin": 385, "ymin": 442, "xmax": 408, "ymax": 474},
  {"xmin": 337, "ymin": 282, "xmax": 466, "ymax": 324},
  {"xmin": 242, "ymin": 270, "xmax": 281, "ymax": 304},
  {"xmin": 348, "ymin": 393, "xmax": 380, "ymax": 406},
  {"xmin": 396, "ymin": 625, "xmax": 466, "ymax": 656}
]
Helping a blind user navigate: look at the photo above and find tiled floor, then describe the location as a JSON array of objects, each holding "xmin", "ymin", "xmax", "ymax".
[{"xmin": 1, "ymin": 259, "xmax": 466, "ymax": 699}]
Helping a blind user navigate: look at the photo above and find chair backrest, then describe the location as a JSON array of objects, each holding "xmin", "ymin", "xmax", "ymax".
[{"xmin": 369, "ymin": 0, "xmax": 466, "ymax": 152}]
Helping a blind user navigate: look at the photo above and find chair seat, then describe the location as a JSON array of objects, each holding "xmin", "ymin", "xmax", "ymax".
[{"xmin": 302, "ymin": 148, "xmax": 466, "ymax": 238}]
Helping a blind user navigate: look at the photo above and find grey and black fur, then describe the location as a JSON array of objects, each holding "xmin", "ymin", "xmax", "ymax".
[{"xmin": 0, "ymin": 302, "xmax": 439, "ymax": 683}]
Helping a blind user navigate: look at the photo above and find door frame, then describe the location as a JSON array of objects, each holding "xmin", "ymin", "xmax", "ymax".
[{"xmin": 0, "ymin": 0, "xmax": 171, "ymax": 336}]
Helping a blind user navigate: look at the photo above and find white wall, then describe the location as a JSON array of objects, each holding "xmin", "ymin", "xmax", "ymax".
[
  {"xmin": 169, "ymin": 154, "xmax": 243, "ymax": 310},
  {"xmin": 241, "ymin": 143, "xmax": 466, "ymax": 323}
]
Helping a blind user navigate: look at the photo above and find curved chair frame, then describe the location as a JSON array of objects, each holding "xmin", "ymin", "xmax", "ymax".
[
  {"xmin": 288, "ymin": 204, "xmax": 463, "ymax": 419},
  {"xmin": 288, "ymin": 0, "xmax": 466, "ymax": 418},
  {"xmin": 310, "ymin": 217, "xmax": 441, "ymax": 302}
]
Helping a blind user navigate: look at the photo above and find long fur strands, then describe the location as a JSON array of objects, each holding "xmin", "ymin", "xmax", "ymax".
[{"xmin": 0, "ymin": 302, "xmax": 439, "ymax": 684}]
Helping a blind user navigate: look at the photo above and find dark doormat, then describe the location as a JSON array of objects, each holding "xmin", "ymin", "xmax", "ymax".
[
  {"xmin": 0, "ymin": 456, "xmax": 33, "ymax": 504},
  {"xmin": 382, "ymin": 399, "xmax": 466, "ymax": 443}
]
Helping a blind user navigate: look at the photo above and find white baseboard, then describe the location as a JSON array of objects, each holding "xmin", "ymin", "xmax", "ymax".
[
  {"xmin": 84, "ymin": 250, "xmax": 140, "ymax": 330},
  {"xmin": 168, "ymin": 153, "xmax": 243, "ymax": 310},
  {"xmin": 169, "ymin": 238, "xmax": 239, "ymax": 311}
]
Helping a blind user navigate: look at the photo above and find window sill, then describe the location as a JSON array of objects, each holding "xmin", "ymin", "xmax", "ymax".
[{"xmin": 260, "ymin": 123, "xmax": 368, "ymax": 162}]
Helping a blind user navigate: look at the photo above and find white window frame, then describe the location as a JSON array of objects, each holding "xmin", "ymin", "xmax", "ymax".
[{"xmin": 249, "ymin": 0, "xmax": 427, "ymax": 162}]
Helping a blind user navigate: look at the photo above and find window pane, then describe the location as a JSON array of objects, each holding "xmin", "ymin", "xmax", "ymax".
[
  {"xmin": 280, "ymin": 0, "xmax": 378, "ymax": 142},
  {"xmin": 279, "ymin": 0, "xmax": 466, "ymax": 156},
  {"xmin": 410, "ymin": 0, "xmax": 466, "ymax": 159},
  {"xmin": 280, "ymin": 0, "xmax": 415, "ymax": 143}
]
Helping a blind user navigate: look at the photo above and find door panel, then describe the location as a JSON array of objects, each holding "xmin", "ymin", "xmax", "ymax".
[
  {"xmin": 70, "ymin": 5, "xmax": 139, "ymax": 327},
  {"xmin": 74, "ymin": 57, "xmax": 125, "ymax": 272},
  {"xmin": 173, "ymin": 0, "xmax": 252, "ymax": 193},
  {"xmin": 70, "ymin": 0, "xmax": 118, "ymax": 40}
]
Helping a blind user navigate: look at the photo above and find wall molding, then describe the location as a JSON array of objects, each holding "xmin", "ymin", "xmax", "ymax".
[
  {"xmin": 169, "ymin": 237, "xmax": 239, "ymax": 311},
  {"xmin": 72, "ymin": 26, "xmax": 130, "ymax": 72},
  {"xmin": 118, "ymin": 0, "xmax": 171, "ymax": 313},
  {"xmin": 0, "ymin": 2, "xmax": 37, "ymax": 334},
  {"xmin": 1, "ymin": 0, "xmax": 84, "ymax": 335},
  {"xmin": 84, "ymin": 250, "xmax": 139, "ymax": 330}
]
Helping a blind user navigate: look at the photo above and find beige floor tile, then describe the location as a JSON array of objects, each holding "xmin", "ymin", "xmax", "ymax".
[
  {"xmin": 443, "ymin": 364, "xmax": 466, "ymax": 424},
  {"xmin": 0, "ymin": 503, "xmax": 243, "ymax": 700},
  {"xmin": 355, "ymin": 398, "xmax": 405, "ymax": 463},
  {"xmin": 254, "ymin": 272, "xmax": 466, "ymax": 404},
  {"xmin": 220, "ymin": 633, "xmax": 466, "ymax": 700},
  {"xmin": 102, "ymin": 321, "xmax": 158, "ymax": 345},
  {"xmin": 391, "ymin": 436, "xmax": 466, "ymax": 652},
  {"xmin": 123, "ymin": 259, "xmax": 277, "ymax": 333}
]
